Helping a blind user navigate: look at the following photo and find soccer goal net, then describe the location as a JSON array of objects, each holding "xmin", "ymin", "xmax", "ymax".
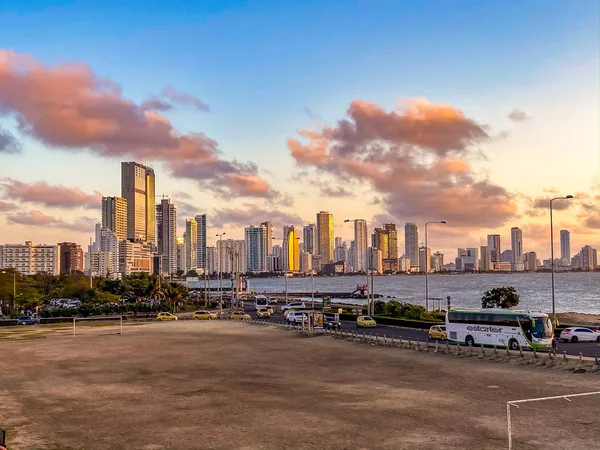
[
  {"xmin": 507, "ymin": 391, "xmax": 600, "ymax": 449},
  {"xmin": 73, "ymin": 315, "xmax": 124, "ymax": 337}
]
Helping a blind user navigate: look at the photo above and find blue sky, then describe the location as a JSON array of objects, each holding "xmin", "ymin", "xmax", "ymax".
[{"xmin": 0, "ymin": 0, "xmax": 598, "ymax": 256}]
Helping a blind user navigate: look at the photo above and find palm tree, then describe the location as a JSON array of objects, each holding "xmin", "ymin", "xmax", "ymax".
[{"xmin": 164, "ymin": 282, "xmax": 189, "ymax": 313}]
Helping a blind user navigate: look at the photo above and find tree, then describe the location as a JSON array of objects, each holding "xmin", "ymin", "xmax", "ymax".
[
  {"xmin": 481, "ymin": 286, "xmax": 520, "ymax": 309},
  {"xmin": 186, "ymin": 270, "xmax": 199, "ymax": 278}
]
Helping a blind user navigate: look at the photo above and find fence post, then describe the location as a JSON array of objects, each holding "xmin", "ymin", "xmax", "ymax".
[
  {"xmin": 478, "ymin": 344, "xmax": 485, "ymax": 359},
  {"xmin": 445, "ymin": 341, "xmax": 450, "ymax": 354},
  {"xmin": 72, "ymin": 317, "xmax": 75, "ymax": 337},
  {"xmin": 383, "ymin": 334, "xmax": 387, "ymax": 345},
  {"xmin": 434, "ymin": 340, "xmax": 439, "ymax": 353}
]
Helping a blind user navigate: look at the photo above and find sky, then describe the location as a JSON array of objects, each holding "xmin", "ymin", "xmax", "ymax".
[{"xmin": 0, "ymin": 0, "xmax": 599, "ymax": 260}]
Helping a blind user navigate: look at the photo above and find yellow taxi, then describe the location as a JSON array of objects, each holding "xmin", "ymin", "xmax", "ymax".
[
  {"xmin": 428, "ymin": 325, "xmax": 447, "ymax": 340},
  {"xmin": 256, "ymin": 308, "xmax": 272, "ymax": 319},
  {"xmin": 356, "ymin": 315, "xmax": 377, "ymax": 328},
  {"xmin": 156, "ymin": 312, "xmax": 178, "ymax": 321},
  {"xmin": 230, "ymin": 311, "xmax": 251, "ymax": 321},
  {"xmin": 192, "ymin": 310, "xmax": 217, "ymax": 320}
]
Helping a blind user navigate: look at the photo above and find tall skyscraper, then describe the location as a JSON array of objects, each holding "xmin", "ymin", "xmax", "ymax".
[
  {"xmin": 560, "ymin": 230, "xmax": 571, "ymax": 261},
  {"xmin": 487, "ymin": 234, "xmax": 501, "ymax": 262},
  {"xmin": 185, "ymin": 219, "xmax": 198, "ymax": 271},
  {"xmin": 510, "ymin": 227, "xmax": 523, "ymax": 271},
  {"xmin": 245, "ymin": 225, "xmax": 267, "ymax": 272},
  {"xmin": 353, "ymin": 219, "xmax": 368, "ymax": 272},
  {"xmin": 121, "ymin": 162, "xmax": 156, "ymax": 244},
  {"xmin": 58, "ymin": 242, "xmax": 84, "ymax": 274},
  {"xmin": 176, "ymin": 237, "xmax": 186, "ymax": 274},
  {"xmin": 282, "ymin": 226, "xmax": 300, "ymax": 272},
  {"xmin": 404, "ymin": 223, "xmax": 419, "ymax": 267},
  {"xmin": 217, "ymin": 239, "xmax": 247, "ymax": 274},
  {"xmin": 419, "ymin": 247, "xmax": 431, "ymax": 273},
  {"xmin": 195, "ymin": 214, "xmax": 207, "ymax": 269},
  {"xmin": 101, "ymin": 196, "xmax": 128, "ymax": 241},
  {"xmin": 373, "ymin": 224, "xmax": 398, "ymax": 272},
  {"xmin": 99, "ymin": 228, "xmax": 119, "ymax": 277},
  {"xmin": 156, "ymin": 198, "xmax": 177, "ymax": 275},
  {"xmin": 303, "ymin": 224, "xmax": 317, "ymax": 255},
  {"xmin": 261, "ymin": 221, "xmax": 273, "ymax": 255},
  {"xmin": 316, "ymin": 211, "xmax": 334, "ymax": 263},
  {"xmin": 479, "ymin": 246, "xmax": 491, "ymax": 271}
]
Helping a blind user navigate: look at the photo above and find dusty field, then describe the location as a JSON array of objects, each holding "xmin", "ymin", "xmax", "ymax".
[{"xmin": 1, "ymin": 321, "xmax": 599, "ymax": 450}]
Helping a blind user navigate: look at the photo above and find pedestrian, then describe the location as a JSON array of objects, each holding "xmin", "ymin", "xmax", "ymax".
[{"xmin": 552, "ymin": 335, "xmax": 558, "ymax": 355}]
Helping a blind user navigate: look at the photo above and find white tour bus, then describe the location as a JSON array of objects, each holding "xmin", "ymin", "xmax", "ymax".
[
  {"xmin": 254, "ymin": 295, "xmax": 269, "ymax": 310},
  {"xmin": 445, "ymin": 309, "xmax": 554, "ymax": 350}
]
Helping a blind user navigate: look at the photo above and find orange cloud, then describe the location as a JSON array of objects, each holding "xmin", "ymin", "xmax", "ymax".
[{"xmin": 1, "ymin": 178, "xmax": 101, "ymax": 209}]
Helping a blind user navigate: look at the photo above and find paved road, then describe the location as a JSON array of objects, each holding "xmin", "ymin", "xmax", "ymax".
[{"xmin": 243, "ymin": 306, "xmax": 600, "ymax": 358}]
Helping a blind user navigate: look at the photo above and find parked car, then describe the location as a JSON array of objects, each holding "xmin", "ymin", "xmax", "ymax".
[
  {"xmin": 17, "ymin": 316, "xmax": 40, "ymax": 325},
  {"xmin": 269, "ymin": 298, "xmax": 278, "ymax": 305},
  {"xmin": 256, "ymin": 308, "xmax": 272, "ymax": 319},
  {"xmin": 559, "ymin": 327, "xmax": 600, "ymax": 343},
  {"xmin": 192, "ymin": 310, "xmax": 217, "ymax": 320},
  {"xmin": 323, "ymin": 316, "xmax": 341, "ymax": 330},
  {"xmin": 65, "ymin": 300, "xmax": 81, "ymax": 308},
  {"xmin": 286, "ymin": 311, "xmax": 306, "ymax": 325},
  {"xmin": 156, "ymin": 312, "xmax": 178, "ymax": 321},
  {"xmin": 428, "ymin": 325, "xmax": 447, "ymax": 340},
  {"xmin": 230, "ymin": 311, "xmax": 251, "ymax": 321},
  {"xmin": 356, "ymin": 316, "xmax": 377, "ymax": 328},
  {"xmin": 281, "ymin": 302, "xmax": 306, "ymax": 312}
]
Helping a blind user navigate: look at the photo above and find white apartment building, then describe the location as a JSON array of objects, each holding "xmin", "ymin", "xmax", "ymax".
[
  {"xmin": 217, "ymin": 239, "xmax": 247, "ymax": 274},
  {"xmin": 0, "ymin": 241, "xmax": 59, "ymax": 275},
  {"xmin": 89, "ymin": 250, "xmax": 115, "ymax": 278},
  {"xmin": 118, "ymin": 240, "xmax": 153, "ymax": 276}
]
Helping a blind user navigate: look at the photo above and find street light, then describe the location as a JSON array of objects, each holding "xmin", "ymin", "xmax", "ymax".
[
  {"xmin": 550, "ymin": 195, "xmax": 573, "ymax": 318},
  {"xmin": 344, "ymin": 218, "xmax": 370, "ymax": 313},
  {"xmin": 216, "ymin": 232, "xmax": 226, "ymax": 315},
  {"xmin": 424, "ymin": 221, "xmax": 446, "ymax": 312}
]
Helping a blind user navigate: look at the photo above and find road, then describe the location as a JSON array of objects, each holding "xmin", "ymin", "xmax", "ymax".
[{"xmin": 242, "ymin": 305, "xmax": 600, "ymax": 358}]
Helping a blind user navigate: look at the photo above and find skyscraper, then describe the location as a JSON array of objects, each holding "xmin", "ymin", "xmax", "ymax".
[
  {"xmin": 510, "ymin": 227, "xmax": 523, "ymax": 271},
  {"xmin": 282, "ymin": 226, "xmax": 300, "ymax": 272},
  {"xmin": 245, "ymin": 225, "xmax": 267, "ymax": 272},
  {"xmin": 58, "ymin": 242, "xmax": 84, "ymax": 274},
  {"xmin": 353, "ymin": 219, "xmax": 368, "ymax": 272},
  {"xmin": 404, "ymin": 223, "xmax": 419, "ymax": 268},
  {"xmin": 261, "ymin": 221, "xmax": 273, "ymax": 255},
  {"xmin": 373, "ymin": 224, "xmax": 398, "ymax": 272},
  {"xmin": 316, "ymin": 211, "xmax": 334, "ymax": 263},
  {"xmin": 156, "ymin": 198, "xmax": 177, "ymax": 275},
  {"xmin": 121, "ymin": 162, "xmax": 155, "ymax": 244},
  {"xmin": 101, "ymin": 196, "xmax": 128, "ymax": 241},
  {"xmin": 487, "ymin": 234, "xmax": 501, "ymax": 262},
  {"xmin": 560, "ymin": 230, "xmax": 571, "ymax": 261},
  {"xmin": 195, "ymin": 214, "xmax": 207, "ymax": 269},
  {"xmin": 185, "ymin": 219, "xmax": 197, "ymax": 271},
  {"xmin": 303, "ymin": 224, "xmax": 317, "ymax": 255}
]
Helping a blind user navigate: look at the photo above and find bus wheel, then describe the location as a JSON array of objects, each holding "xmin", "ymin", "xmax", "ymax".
[
  {"xmin": 509, "ymin": 339, "xmax": 520, "ymax": 351},
  {"xmin": 465, "ymin": 335, "xmax": 475, "ymax": 346}
]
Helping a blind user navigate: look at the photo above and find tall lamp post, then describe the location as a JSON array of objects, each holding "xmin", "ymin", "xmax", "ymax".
[
  {"xmin": 344, "ymin": 219, "xmax": 369, "ymax": 311},
  {"xmin": 424, "ymin": 221, "xmax": 446, "ymax": 312},
  {"xmin": 550, "ymin": 195, "xmax": 573, "ymax": 318},
  {"xmin": 216, "ymin": 232, "xmax": 226, "ymax": 315}
]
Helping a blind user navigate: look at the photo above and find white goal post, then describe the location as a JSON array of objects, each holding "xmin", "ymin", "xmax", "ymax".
[
  {"xmin": 507, "ymin": 391, "xmax": 600, "ymax": 449},
  {"xmin": 72, "ymin": 315, "xmax": 124, "ymax": 337}
]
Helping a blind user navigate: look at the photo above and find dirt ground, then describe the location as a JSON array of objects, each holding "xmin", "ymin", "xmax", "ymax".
[
  {"xmin": 1, "ymin": 321, "xmax": 599, "ymax": 450},
  {"xmin": 557, "ymin": 312, "xmax": 600, "ymax": 326}
]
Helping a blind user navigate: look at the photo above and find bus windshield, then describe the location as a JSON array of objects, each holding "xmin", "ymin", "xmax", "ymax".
[
  {"xmin": 255, "ymin": 297, "xmax": 267, "ymax": 306},
  {"xmin": 531, "ymin": 317, "xmax": 553, "ymax": 339}
]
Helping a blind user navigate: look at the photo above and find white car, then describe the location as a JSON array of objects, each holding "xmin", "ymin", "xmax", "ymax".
[
  {"xmin": 559, "ymin": 327, "xmax": 600, "ymax": 343},
  {"xmin": 281, "ymin": 302, "xmax": 306, "ymax": 313},
  {"xmin": 286, "ymin": 311, "xmax": 306, "ymax": 325}
]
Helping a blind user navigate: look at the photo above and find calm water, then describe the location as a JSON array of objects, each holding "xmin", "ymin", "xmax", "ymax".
[{"xmin": 247, "ymin": 272, "xmax": 600, "ymax": 314}]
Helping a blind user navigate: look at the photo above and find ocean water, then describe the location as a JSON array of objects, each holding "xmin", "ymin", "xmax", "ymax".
[{"xmin": 246, "ymin": 272, "xmax": 600, "ymax": 314}]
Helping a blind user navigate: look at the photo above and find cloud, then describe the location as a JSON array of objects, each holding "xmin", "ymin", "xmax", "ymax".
[
  {"xmin": 320, "ymin": 185, "xmax": 353, "ymax": 197},
  {"xmin": 6, "ymin": 209, "xmax": 96, "ymax": 232},
  {"xmin": 507, "ymin": 109, "xmax": 531, "ymax": 122},
  {"xmin": 0, "ymin": 200, "xmax": 16, "ymax": 211},
  {"xmin": 161, "ymin": 85, "xmax": 210, "ymax": 111},
  {"xmin": 0, "ymin": 50, "xmax": 272, "ymax": 199},
  {"xmin": 140, "ymin": 97, "xmax": 173, "ymax": 111},
  {"xmin": 530, "ymin": 196, "xmax": 574, "ymax": 211},
  {"xmin": 1, "ymin": 178, "xmax": 101, "ymax": 209},
  {"xmin": 288, "ymin": 98, "xmax": 517, "ymax": 227},
  {"xmin": 0, "ymin": 126, "xmax": 21, "ymax": 153},
  {"xmin": 212, "ymin": 204, "xmax": 304, "ymax": 229}
]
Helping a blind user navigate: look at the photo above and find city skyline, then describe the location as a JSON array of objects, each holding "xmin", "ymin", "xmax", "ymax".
[{"xmin": 0, "ymin": 2, "xmax": 598, "ymax": 260}]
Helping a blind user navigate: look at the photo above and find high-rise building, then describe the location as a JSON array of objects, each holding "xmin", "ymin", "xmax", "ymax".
[
  {"xmin": 368, "ymin": 247, "xmax": 383, "ymax": 274},
  {"xmin": 217, "ymin": 239, "xmax": 247, "ymax": 274},
  {"xmin": 0, "ymin": 242, "xmax": 59, "ymax": 275},
  {"xmin": 560, "ymin": 230, "xmax": 571, "ymax": 261},
  {"xmin": 580, "ymin": 245, "xmax": 598, "ymax": 271},
  {"xmin": 195, "ymin": 214, "xmax": 207, "ymax": 269},
  {"xmin": 118, "ymin": 240, "xmax": 153, "ymax": 276},
  {"xmin": 121, "ymin": 162, "xmax": 155, "ymax": 244},
  {"xmin": 185, "ymin": 219, "xmax": 197, "ymax": 271},
  {"xmin": 419, "ymin": 247, "xmax": 431, "ymax": 273},
  {"xmin": 373, "ymin": 224, "xmax": 398, "ymax": 272},
  {"xmin": 261, "ymin": 221, "xmax": 273, "ymax": 255},
  {"xmin": 176, "ymin": 237, "xmax": 186, "ymax": 274},
  {"xmin": 303, "ymin": 224, "xmax": 317, "ymax": 255},
  {"xmin": 510, "ymin": 227, "xmax": 523, "ymax": 271},
  {"xmin": 316, "ymin": 211, "xmax": 334, "ymax": 263},
  {"xmin": 206, "ymin": 246, "xmax": 217, "ymax": 275},
  {"xmin": 479, "ymin": 246, "xmax": 492, "ymax": 271},
  {"xmin": 501, "ymin": 249, "xmax": 513, "ymax": 263},
  {"xmin": 404, "ymin": 223, "xmax": 419, "ymax": 268},
  {"xmin": 487, "ymin": 234, "xmax": 501, "ymax": 262},
  {"xmin": 456, "ymin": 248, "xmax": 478, "ymax": 271},
  {"xmin": 431, "ymin": 252, "xmax": 444, "ymax": 272},
  {"xmin": 301, "ymin": 251, "xmax": 313, "ymax": 273},
  {"xmin": 88, "ymin": 250, "xmax": 113, "ymax": 278},
  {"xmin": 524, "ymin": 252, "xmax": 538, "ymax": 272},
  {"xmin": 353, "ymin": 219, "xmax": 368, "ymax": 272},
  {"xmin": 101, "ymin": 196, "xmax": 128, "ymax": 241},
  {"xmin": 282, "ymin": 226, "xmax": 300, "ymax": 272},
  {"xmin": 245, "ymin": 225, "xmax": 267, "ymax": 272},
  {"xmin": 98, "ymin": 228, "xmax": 119, "ymax": 277},
  {"xmin": 156, "ymin": 198, "xmax": 177, "ymax": 275},
  {"xmin": 58, "ymin": 242, "xmax": 84, "ymax": 274}
]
